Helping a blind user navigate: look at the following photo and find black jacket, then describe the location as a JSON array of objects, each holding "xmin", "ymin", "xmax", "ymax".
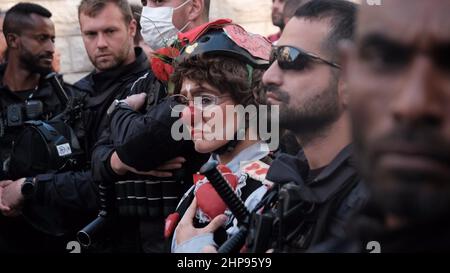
[
  {"xmin": 313, "ymin": 203, "xmax": 450, "ymax": 253},
  {"xmin": 0, "ymin": 64, "xmax": 80, "ymax": 252},
  {"xmin": 0, "ymin": 64, "xmax": 66, "ymax": 177},
  {"xmin": 74, "ymin": 48, "xmax": 158, "ymax": 157},
  {"xmin": 1, "ymin": 48, "xmax": 159, "ymax": 252},
  {"xmin": 264, "ymin": 144, "xmax": 368, "ymax": 252},
  {"xmin": 90, "ymin": 75, "xmax": 208, "ymax": 252}
]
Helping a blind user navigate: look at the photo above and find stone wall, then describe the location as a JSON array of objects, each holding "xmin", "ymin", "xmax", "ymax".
[
  {"xmin": 210, "ymin": 0, "xmax": 278, "ymax": 37},
  {"xmin": 0, "ymin": 0, "xmax": 278, "ymax": 83}
]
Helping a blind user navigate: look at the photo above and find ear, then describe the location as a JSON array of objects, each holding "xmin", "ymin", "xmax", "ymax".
[
  {"xmin": 128, "ymin": 19, "xmax": 137, "ymax": 39},
  {"xmin": 338, "ymin": 78, "xmax": 349, "ymax": 108},
  {"xmin": 337, "ymin": 39, "xmax": 356, "ymax": 108},
  {"xmin": 187, "ymin": 0, "xmax": 204, "ymax": 22},
  {"xmin": 338, "ymin": 39, "xmax": 356, "ymax": 88},
  {"xmin": 6, "ymin": 33, "xmax": 19, "ymax": 49}
]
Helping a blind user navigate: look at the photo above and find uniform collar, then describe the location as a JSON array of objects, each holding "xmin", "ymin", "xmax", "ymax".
[
  {"xmin": 0, "ymin": 63, "xmax": 53, "ymax": 101},
  {"xmin": 267, "ymin": 144, "xmax": 354, "ymax": 185},
  {"xmin": 88, "ymin": 47, "xmax": 149, "ymax": 94},
  {"xmin": 314, "ymin": 144, "xmax": 354, "ymax": 182}
]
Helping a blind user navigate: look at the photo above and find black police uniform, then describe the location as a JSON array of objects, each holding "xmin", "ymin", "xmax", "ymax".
[
  {"xmin": 0, "ymin": 48, "xmax": 162, "ymax": 252},
  {"xmin": 90, "ymin": 73, "xmax": 208, "ymax": 253},
  {"xmin": 0, "ymin": 63, "xmax": 77, "ymax": 252},
  {"xmin": 312, "ymin": 201, "xmax": 450, "ymax": 253},
  {"xmin": 249, "ymin": 144, "xmax": 368, "ymax": 253},
  {"xmin": 0, "ymin": 66, "xmax": 66, "ymax": 177}
]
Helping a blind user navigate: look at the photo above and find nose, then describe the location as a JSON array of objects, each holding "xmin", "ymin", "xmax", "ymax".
[
  {"xmin": 180, "ymin": 105, "xmax": 197, "ymax": 128},
  {"xmin": 44, "ymin": 39, "xmax": 55, "ymax": 55},
  {"xmin": 391, "ymin": 54, "xmax": 443, "ymax": 127},
  {"xmin": 96, "ymin": 33, "xmax": 108, "ymax": 49},
  {"xmin": 262, "ymin": 62, "xmax": 283, "ymax": 88}
]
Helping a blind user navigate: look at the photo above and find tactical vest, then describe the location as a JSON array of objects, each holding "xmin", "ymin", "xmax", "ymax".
[{"xmin": 0, "ymin": 76, "xmax": 84, "ymax": 179}]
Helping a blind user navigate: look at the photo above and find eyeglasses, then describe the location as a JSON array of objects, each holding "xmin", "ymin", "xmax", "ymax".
[
  {"xmin": 270, "ymin": 45, "xmax": 341, "ymax": 70},
  {"xmin": 171, "ymin": 94, "xmax": 231, "ymax": 110}
]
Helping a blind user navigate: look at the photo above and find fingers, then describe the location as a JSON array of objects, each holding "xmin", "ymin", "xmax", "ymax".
[
  {"xmin": 156, "ymin": 157, "xmax": 186, "ymax": 171},
  {"xmin": 3, "ymin": 209, "xmax": 21, "ymax": 218},
  {"xmin": 126, "ymin": 93, "xmax": 147, "ymax": 100},
  {"xmin": 133, "ymin": 93, "xmax": 147, "ymax": 103},
  {"xmin": 0, "ymin": 187, "xmax": 11, "ymax": 213},
  {"xmin": 156, "ymin": 163, "xmax": 183, "ymax": 171},
  {"xmin": 0, "ymin": 180, "xmax": 14, "ymax": 188},
  {"xmin": 179, "ymin": 198, "xmax": 197, "ymax": 226},
  {"xmin": 0, "ymin": 206, "xmax": 11, "ymax": 215},
  {"xmin": 203, "ymin": 214, "xmax": 227, "ymax": 233},
  {"xmin": 124, "ymin": 93, "xmax": 147, "ymax": 111},
  {"xmin": 110, "ymin": 152, "xmax": 129, "ymax": 176},
  {"xmin": 166, "ymin": 157, "xmax": 187, "ymax": 165},
  {"xmin": 114, "ymin": 155, "xmax": 187, "ymax": 177},
  {"xmin": 140, "ymin": 170, "xmax": 173, "ymax": 178},
  {"xmin": 175, "ymin": 198, "xmax": 198, "ymax": 245}
]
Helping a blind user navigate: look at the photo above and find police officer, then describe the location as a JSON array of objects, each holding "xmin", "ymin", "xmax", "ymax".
[
  {"xmin": 257, "ymin": 0, "xmax": 367, "ymax": 253},
  {"xmin": 200, "ymin": 0, "xmax": 368, "ymax": 253},
  {"xmin": 319, "ymin": 0, "xmax": 450, "ymax": 253},
  {"xmin": 0, "ymin": 0, "xmax": 166, "ymax": 253},
  {"xmin": 0, "ymin": 3, "xmax": 79, "ymax": 252},
  {"xmin": 87, "ymin": 0, "xmax": 211, "ymax": 253}
]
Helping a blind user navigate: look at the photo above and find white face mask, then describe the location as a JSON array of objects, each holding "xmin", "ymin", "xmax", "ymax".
[{"xmin": 140, "ymin": 0, "xmax": 192, "ymax": 50}]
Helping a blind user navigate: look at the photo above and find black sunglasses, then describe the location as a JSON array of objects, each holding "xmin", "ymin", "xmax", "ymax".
[{"xmin": 270, "ymin": 45, "xmax": 341, "ymax": 70}]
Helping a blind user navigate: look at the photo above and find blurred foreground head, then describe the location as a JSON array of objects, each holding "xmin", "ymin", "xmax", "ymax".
[{"xmin": 342, "ymin": 0, "xmax": 450, "ymax": 225}]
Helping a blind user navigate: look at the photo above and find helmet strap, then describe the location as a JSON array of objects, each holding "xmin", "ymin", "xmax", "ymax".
[{"xmin": 246, "ymin": 64, "xmax": 254, "ymax": 89}]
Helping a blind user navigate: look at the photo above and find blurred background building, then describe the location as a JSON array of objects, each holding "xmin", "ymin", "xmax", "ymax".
[{"xmin": 0, "ymin": 0, "xmax": 280, "ymax": 83}]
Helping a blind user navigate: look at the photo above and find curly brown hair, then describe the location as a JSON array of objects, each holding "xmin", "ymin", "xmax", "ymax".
[{"xmin": 171, "ymin": 55, "xmax": 265, "ymax": 107}]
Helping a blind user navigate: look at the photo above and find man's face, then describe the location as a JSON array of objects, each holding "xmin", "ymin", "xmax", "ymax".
[
  {"xmin": 272, "ymin": 0, "xmax": 286, "ymax": 29},
  {"xmin": 263, "ymin": 17, "xmax": 342, "ymax": 142},
  {"xmin": 16, "ymin": 14, "xmax": 55, "ymax": 74},
  {"xmin": 143, "ymin": 0, "xmax": 191, "ymax": 31},
  {"xmin": 80, "ymin": 2, "xmax": 136, "ymax": 72},
  {"xmin": 344, "ymin": 0, "xmax": 450, "ymax": 222}
]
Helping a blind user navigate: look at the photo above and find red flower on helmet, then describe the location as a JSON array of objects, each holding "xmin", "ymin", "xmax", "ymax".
[{"xmin": 150, "ymin": 47, "xmax": 180, "ymax": 82}]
